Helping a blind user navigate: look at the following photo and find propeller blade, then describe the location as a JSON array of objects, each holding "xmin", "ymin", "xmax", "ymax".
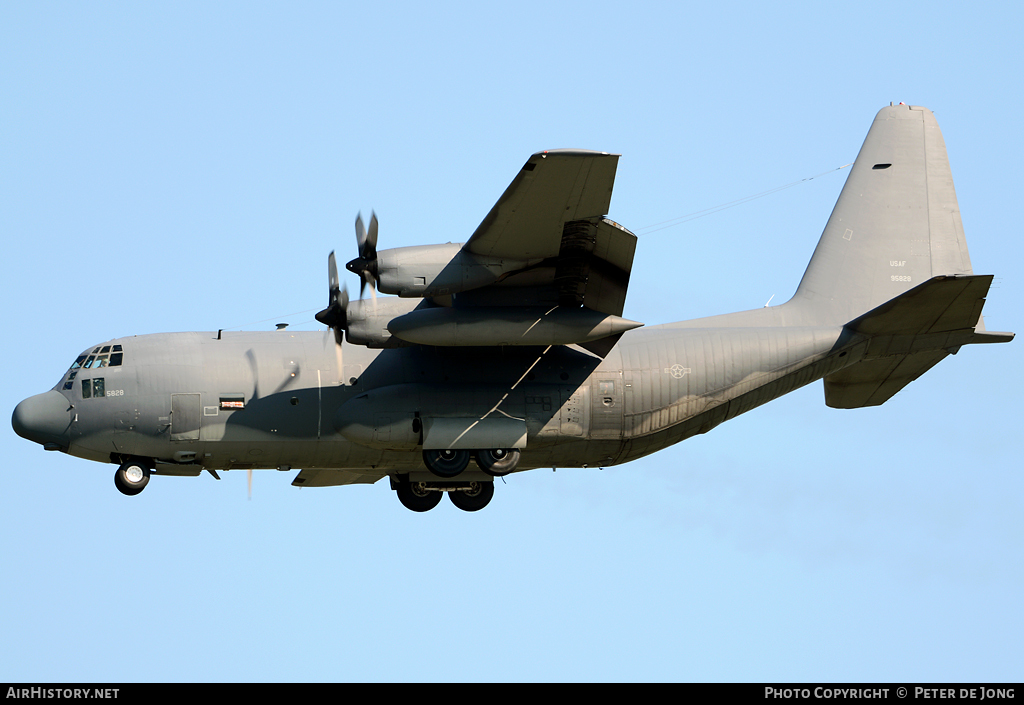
[
  {"xmin": 355, "ymin": 213, "xmax": 367, "ymax": 257},
  {"xmin": 247, "ymin": 468, "xmax": 252, "ymax": 501},
  {"xmin": 328, "ymin": 250, "xmax": 340, "ymax": 299},
  {"xmin": 366, "ymin": 211, "xmax": 378, "ymax": 259},
  {"xmin": 347, "ymin": 211, "xmax": 379, "ymax": 297},
  {"xmin": 360, "ymin": 269, "xmax": 375, "ymax": 299},
  {"xmin": 315, "ymin": 251, "xmax": 349, "ymax": 345}
]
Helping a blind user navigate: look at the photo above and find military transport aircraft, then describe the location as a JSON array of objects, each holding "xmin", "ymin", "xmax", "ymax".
[{"xmin": 12, "ymin": 104, "xmax": 1014, "ymax": 512}]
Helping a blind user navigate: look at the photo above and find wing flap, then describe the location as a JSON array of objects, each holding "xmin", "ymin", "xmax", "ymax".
[{"xmin": 581, "ymin": 219, "xmax": 637, "ymax": 316}]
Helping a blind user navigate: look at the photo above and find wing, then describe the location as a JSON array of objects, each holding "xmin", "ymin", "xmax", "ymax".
[
  {"xmin": 466, "ymin": 149, "xmax": 619, "ymax": 259},
  {"xmin": 461, "ymin": 150, "xmax": 637, "ymax": 317}
]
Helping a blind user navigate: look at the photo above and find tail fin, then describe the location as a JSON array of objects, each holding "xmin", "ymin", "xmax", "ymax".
[
  {"xmin": 792, "ymin": 104, "xmax": 974, "ymax": 324},
  {"xmin": 791, "ymin": 105, "xmax": 1013, "ymax": 408}
]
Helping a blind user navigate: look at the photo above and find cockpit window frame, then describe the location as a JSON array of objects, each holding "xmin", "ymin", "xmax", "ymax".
[{"xmin": 71, "ymin": 345, "xmax": 124, "ymax": 372}]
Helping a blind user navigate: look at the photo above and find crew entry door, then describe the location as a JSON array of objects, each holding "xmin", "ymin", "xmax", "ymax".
[{"xmin": 170, "ymin": 393, "xmax": 201, "ymax": 441}]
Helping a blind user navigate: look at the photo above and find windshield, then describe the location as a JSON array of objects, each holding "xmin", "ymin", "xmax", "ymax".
[{"xmin": 63, "ymin": 344, "xmax": 124, "ymax": 390}]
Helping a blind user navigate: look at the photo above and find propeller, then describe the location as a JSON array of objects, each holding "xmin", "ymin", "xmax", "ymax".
[
  {"xmin": 346, "ymin": 211, "xmax": 379, "ymax": 298},
  {"xmin": 314, "ymin": 251, "xmax": 350, "ymax": 344}
]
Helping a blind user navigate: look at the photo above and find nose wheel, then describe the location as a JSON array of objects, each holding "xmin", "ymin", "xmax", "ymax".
[{"xmin": 114, "ymin": 460, "xmax": 151, "ymax": 496}]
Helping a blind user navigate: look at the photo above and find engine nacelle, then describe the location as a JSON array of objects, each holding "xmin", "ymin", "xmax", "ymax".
[
  {"xmin": 344, "ymin": 297, "xmax": 423, "ymax": 348},
  {"xmin": 387, "ymin": 305, "xmax": 643, "ymax": 346},
  {"xmin": 376, "ymin": 244, "xmax": 530, "ymax": 298}
]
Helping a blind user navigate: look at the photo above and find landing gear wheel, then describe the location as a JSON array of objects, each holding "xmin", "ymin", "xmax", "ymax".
[
  {"xmin": 422, "ymin": 449, "xmax": 471, "ymax": 478},
  {"xmin": 475, "ymin": 448, "xmax": 521, "ymax": 477},
  {"xmin": 396, "ymin": 478, "xmax": 442, "ymax": 512},
  {"xmin": 449, "ymin": 481, "xmax": 494, "ymax": 512},
  {"xmin": 114, "ymin": 460, "xmax": 150, "ymax": 496}
]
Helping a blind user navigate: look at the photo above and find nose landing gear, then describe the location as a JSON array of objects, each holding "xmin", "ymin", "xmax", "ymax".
[{"xmin": 114, "ymin": 460, "xmax": 151, "ymax": 496}]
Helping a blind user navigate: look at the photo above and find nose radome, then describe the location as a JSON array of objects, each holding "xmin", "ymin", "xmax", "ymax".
[{"xmin": 12, "ymin": 391, "xmax": 72, "ymax": 450}]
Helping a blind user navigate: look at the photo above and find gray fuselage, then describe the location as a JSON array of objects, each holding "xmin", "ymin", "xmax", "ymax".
[{"xmin": 50, "ymin": 301, "xmax": 850, "ymax": 480}]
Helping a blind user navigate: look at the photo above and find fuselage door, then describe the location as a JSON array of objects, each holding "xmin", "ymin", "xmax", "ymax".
[
  {"xmin": 590, "ymin": 377, "xmax": 624, "ymax": 439},
  {"xmin": 170, "ymin": 393, "xmax": 201, "ymax": 441}
]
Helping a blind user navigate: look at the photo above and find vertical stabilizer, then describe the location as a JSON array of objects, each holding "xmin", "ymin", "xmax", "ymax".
[{"xmin": 792, "ymin": 105, "xmax": 973, "ymax": 325}]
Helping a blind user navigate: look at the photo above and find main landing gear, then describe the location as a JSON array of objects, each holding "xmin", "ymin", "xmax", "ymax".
[
  {"xmin": 422, "ymin": 448, "xmax": 521, "ymax": 478},
  {"xmin": 406, "ymin": 447, "xmax": 516, "ymax": 512},
  {"xmin": 114, "ymin": 459, "xmax": 151, "ymax": 496},
  {"xmin": 393, "ymin": 475, "xmax": 496, "ymax": 513}
]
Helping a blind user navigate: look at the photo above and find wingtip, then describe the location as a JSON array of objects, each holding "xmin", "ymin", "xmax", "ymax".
[{"xmin": 530, "ymin": 149, "xmax": 619, "ymax": 158}]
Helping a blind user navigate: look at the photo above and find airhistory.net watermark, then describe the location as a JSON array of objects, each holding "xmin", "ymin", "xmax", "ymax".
[{"xmin": 6, "ymin": 689, "xmax": 118, "ymax": 699}]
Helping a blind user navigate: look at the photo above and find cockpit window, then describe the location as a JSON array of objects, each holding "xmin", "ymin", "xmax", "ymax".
[
  {"xmin": 81, "ymin": 378, "xmax": 105, "ymax": 398},
  {"xmin": 71, "ymin": 346, "xmax": 124, "ymax": 371}
]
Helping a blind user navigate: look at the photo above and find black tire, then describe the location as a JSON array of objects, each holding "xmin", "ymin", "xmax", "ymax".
[
  {"xmin": 475, "ymin": 448, "xmax": 521, "ymax": 477},
  {"xmin": 449, "ymin": 481, "xmax": 494, "ymax": 512},
  {"xmin": 422, "ymin": 449, "xmax": 471, "ymax": 478},
  {"xmin": 114, "ymin": 460, "xmax": 150, "ymax": 496},
  {"xmin": 396, "ymin": 479, "xmax": 442, "ymax": 512}
]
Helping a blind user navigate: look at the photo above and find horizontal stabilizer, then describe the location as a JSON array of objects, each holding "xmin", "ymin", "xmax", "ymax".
[
  {"xmin": 824, "ymin": 274, "xmax": 1012, "ymax": 408},
  {"xmin": 846, "ymin": 274, "xmax": 992, "ymax": 337},
  {"xmin": 825, "ymin": 351, "xmax": 947, "ymax": 408}
]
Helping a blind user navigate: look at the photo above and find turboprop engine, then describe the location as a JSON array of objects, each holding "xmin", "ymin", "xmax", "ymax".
[
  {"xmin": 374, "ymin": 244, "xmax": 530, "ymax": 298},
  {"xmin": 387, "ymin": 305, "xmax": 642, "ymax": 346},
  {"xmin": 344, "ymin": 213, "xmax": 533, "ymax": 299}
]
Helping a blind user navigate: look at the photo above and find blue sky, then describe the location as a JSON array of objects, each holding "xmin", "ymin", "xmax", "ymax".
[{"xmin": 2, "ymin": 1, "xmax": 1021, "ymax": 682}]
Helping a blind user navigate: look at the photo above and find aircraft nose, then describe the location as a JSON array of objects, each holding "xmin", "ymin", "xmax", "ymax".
[{"xmin": 12, "ymin": 390, "xmax": 72, "ymax": 450}]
